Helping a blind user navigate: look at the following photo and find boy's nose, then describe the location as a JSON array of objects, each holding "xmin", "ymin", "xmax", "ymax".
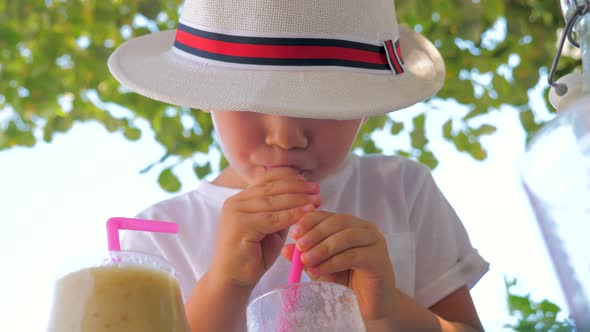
[{"xmin": 264, "ymin": 115, "xmax": 308, "ymax": 150}]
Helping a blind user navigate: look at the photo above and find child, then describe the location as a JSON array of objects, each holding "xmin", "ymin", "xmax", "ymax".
[{"xmin": 109, "ymin": 0, "xmax": 489, "ymax": 331}]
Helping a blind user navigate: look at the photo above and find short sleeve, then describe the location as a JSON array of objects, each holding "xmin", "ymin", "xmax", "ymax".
[
  {"xmin": 120, "ymin": 209, "xmax": 169, "ymax": 259},
  {"xmin": 407, "ymin": 163, "xmax": 489, "ymax": 307},
  {"xmin": 120, "ymin": 206, "xmax": 198, "ymax": 303}
]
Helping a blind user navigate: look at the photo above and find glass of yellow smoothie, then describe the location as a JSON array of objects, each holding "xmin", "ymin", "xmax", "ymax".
[
  {"xmin": 47, "ymin": 218, "xmax": 189, "ymax": 332},
  {"xmin": 46, "ymin": 250, "xmax": 190, "ymax": 332}
]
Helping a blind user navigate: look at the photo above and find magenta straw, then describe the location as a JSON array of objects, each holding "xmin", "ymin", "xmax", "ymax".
[
  {"xmin": 281, "ymin": 238, "xmax": 306, "ymax": 331},
  {"xmin": 106, "ymin": 217, "xmax": 179, "ymax": 251},
  {"xmin": 288, "ymin": 247, "xmax": 304, "ymax": 284},
  {"xmin": 281, "ymin": 248, "xmax": 303, "ymax": 332}
]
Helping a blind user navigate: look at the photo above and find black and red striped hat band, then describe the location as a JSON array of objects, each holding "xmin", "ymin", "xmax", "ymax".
[{"xmin": 173, "ymin": 22, "xmax": 405, "ymax": 75}]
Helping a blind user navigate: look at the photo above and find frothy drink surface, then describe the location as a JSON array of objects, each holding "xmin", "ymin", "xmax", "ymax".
[{"xmin": 47, "ymin": 265, "xmax": 189, "ymax": 332}]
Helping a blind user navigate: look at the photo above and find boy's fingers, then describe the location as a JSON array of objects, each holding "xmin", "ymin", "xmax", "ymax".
[
  {"xmin": 236, "ymin": 192, "xmax": 321, "ymax": 213},
  {"xmin": 248, "ymin": 167, "xmax": 303, "ymax": 186},
  {"xmin": 307, "ymin": 246, "xmax": 377, "ymax": 279},
  {"xmin": 237, "ymin": 178, "xmax": 320, "ymax": 201},
  {"xmin": 300, "ymin": 226, "xmax": 377, "ymax": 267},
  {"xmin": 293, "ymin": 213, "xmax": 357, "ymax": 251},
  {"xmin": 289, "ymin": 210, "xmax": 333, "ymax": 239},
  {"xmin": 249, "ymin": 204, "xmax": 316, "ymax": 234},
  {"xmin": 282, "ymin": 244, "xmax": 351, "ymax": 287},
  {"xmin": 281, "ymin": 243, "xmax": 296, "ymax": 261},
  {"xmin": 312, "ymin": 271, "xmax": 350, "ymax": 286},
  {"xmin": 281, "ymin": 244, "xmax": 347, "ymax": 284}
]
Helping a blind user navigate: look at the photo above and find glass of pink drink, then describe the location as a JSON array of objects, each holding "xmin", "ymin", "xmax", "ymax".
[{"xmin": 246, "ymin": 281, "xmax": 366, "ymax": 332}]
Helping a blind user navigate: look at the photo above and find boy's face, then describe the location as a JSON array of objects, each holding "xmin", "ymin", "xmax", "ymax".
[{"xmin": 210, "ymin": 110, "xmax": 364, "ymax": 185}]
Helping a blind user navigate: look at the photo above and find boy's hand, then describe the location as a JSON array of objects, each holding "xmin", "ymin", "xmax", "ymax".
[
  {"xmin": 282, "ymin": 211, "xmax": 397, "ymax": 324},
  {"xmin": 210, "ymin": 167, "xmax": 321, "ymax": 289}
]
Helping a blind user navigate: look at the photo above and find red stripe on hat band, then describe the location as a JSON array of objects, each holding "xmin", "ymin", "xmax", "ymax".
[
  {"xmin": 395, "ymin": 42, "xmax": 404, "ymax": 64},
  {"xmin": 175, "ymin": 29, "xmax": 389, "ymax": 65},
  {"xmin": 386, "ymin": 40, "xmax": 403, "ymax": 74}
]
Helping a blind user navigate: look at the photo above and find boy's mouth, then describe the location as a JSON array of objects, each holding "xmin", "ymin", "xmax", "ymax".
[{"xmin": 264, "ymin": 165, "xmax": 306, "ymax": 175}]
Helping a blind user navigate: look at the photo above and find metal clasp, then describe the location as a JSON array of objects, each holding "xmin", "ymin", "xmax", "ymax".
[{"xmin": 548, "ymin": 0, "xmax": 590, "ymax": 96}]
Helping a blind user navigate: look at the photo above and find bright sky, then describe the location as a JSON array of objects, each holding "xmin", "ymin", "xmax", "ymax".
[{"xmin": 0, "ymin": 102, "xmax": 570, "ymax": 330}]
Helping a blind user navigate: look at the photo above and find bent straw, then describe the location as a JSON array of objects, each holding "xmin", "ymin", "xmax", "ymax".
[{"xmin": 107, "ymin": 217, "xmax": 178, "ymax": 251}]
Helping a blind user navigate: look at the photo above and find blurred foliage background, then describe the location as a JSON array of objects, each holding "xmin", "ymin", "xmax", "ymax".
[{"xmin": 0, "ymin": 0, "xmax": 581, "ymax": 192}]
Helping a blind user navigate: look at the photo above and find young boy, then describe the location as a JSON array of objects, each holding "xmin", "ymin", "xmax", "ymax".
[{"xmin": 109, "ymin": 0, "xmax": 489, "ymax": 331}]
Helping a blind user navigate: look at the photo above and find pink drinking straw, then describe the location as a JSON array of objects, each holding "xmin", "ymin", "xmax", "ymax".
[
  {"xmin": 282, "ymin": 204, "xmax": 317, "ymax": 331},
  {"xmin": 106, "ymin": 217, "xmax": 179, "ymax": 251},
  {"xmin": 279, "ymin": 247, "xmax": 304, "ymax": 332},
  {"xmin": 287, "ymin": 247, "xmax": 304, "ymax": 284}
]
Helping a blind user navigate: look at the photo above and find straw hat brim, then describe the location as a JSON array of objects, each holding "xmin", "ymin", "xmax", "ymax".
[{"xmin": 108, "ymin": 26, "xmax": 444, "ymax": 120}]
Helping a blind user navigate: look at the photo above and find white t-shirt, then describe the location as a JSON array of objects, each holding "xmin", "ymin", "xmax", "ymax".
[{"xmin": 122, "ymin": 154, "xmax": 489, "ymax": 329}]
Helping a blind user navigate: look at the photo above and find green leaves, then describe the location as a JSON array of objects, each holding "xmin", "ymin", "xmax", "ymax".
[
  {"xmin": 158, "ymin": 168, "xmax": 181, "ymax": 193},
  {"xmin": 193, "ymin": 162, "xmax": 211, "ymax": 179},
  {"xmin": 43, "ymin": 114, "xmax": 74, "ymax": 142},
  {"xmin": 410, "ymin": 114, "xmax": 427, "ymax": 149},
  {"xmin": 442, "ymin": 117, "xmax": 496, "ymax": 161},
  {"xmin": 0, "ymin": 120, "xmax": 35, "ymax": 149},
  {"xmin": 390, "ymin": 121, "xmax": 404, "ymax": 135},
  {"xmin": 519, "ymin": 108, "xmax": 544, "ymax": 144},
  {"xmin": 0, "ymin": 0, "xmax": 569, "ymax": 192},
  {"xmin": 418, "ymin": 150, "xmax": 438, "ymax": 169},
  {"xmin": 353, "ymin": 115, "xmax": 387, "ymax": 154},
  {"xmin": 504, "ymin": 277, "xmax": 575, "ymax": 331},
  {"xmin": 443, "ymin": 119, "xmax": 453, "ymax": 140},
  {"xmin": 473, "ymin": 124, "xmax": 497, "ymax": 136},
  {"xmin": 408, "ymin": 113, "xmax": 438, "ymax": 169},
  {"xmin": 123, "ymin": 126, "xmax": 141, "ymax": 141}
]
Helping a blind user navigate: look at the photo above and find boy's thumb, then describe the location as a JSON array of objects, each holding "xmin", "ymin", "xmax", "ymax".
[{"xmin": 281, "ymin": 243, "xmax": 296, "ymax": 261}]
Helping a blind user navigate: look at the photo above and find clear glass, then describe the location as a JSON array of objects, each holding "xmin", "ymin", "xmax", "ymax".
[
  {"xmin": 522, "ymin": 96, "xmax": 590, "ymax": 331},
  {"xmin": 46, "ymin": 251, "xmax": 190, "ymax": 332},
  {"xmin": 246, "ymin": 281, "xmax": 366, "ymax": 332}
]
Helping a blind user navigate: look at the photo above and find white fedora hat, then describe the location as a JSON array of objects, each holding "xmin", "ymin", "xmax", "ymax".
[{"xmin": 108, "ymin": 0, "xmax": 445, "ymax": 120}]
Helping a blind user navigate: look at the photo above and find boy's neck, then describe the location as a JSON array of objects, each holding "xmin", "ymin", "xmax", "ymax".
[{"xmin": 211, "ymin": 166, "xmax": 248, "ymax": 189}]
